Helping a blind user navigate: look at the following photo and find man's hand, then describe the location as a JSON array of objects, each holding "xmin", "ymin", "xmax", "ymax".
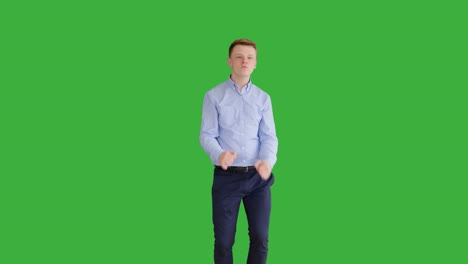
[
  {"xmin": 255, "ymin": 160, "xmax": 271, "ymax": 180},
  {"xmin": 218, "ymin": 151, "xmax": 237, "ymax": 170}
]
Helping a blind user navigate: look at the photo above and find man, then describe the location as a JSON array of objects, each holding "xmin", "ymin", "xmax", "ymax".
[{"xmin": 200, "ymin": 38, "xmax": 279, "ymax": 264}]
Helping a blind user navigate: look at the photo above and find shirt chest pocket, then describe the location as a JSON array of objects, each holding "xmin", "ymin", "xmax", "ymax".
[{"xmin": 218, "ymin": 106, "xmax": 238, "ymax": 127}]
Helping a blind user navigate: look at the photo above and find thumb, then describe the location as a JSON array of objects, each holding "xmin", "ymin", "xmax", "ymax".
[
  {"xmin": 255, "ymin": 160, "xmax": 261, "ymax": 169},
  {"xmin": 231, "ymin": 151, "xmax": 237, "ymax": 159}
]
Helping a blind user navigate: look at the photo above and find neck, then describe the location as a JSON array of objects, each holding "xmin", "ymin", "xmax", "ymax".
[{"xmin": 231, "ymin": 75, "xmax": 250, "ymax": 92}]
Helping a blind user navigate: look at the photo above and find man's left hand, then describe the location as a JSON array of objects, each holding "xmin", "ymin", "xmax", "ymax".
[{"xmin": 255, "ymin": 160, "xmax": 271, "ymax": 180}]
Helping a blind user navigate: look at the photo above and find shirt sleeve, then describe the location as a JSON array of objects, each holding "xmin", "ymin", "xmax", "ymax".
[
  {"xmin": 258, "ymin": 96, "xmax": 279, "ymax": 168},
  {"xmin": 200, "ymin": 93, "xmax": 224, "ymax": 164}
]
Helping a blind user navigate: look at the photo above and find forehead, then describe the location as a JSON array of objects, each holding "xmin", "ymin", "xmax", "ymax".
[{"xmin": 232, "ymin": 45, "xmax": 257, "ymax": 56}]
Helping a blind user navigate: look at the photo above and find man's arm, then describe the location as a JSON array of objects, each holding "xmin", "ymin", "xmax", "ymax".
[
  {"xmin": 257, "ymin": 96, "xmax": 278, "ymax": 170},
  {"xmin": 200, "ymin": 93, "xmax": 224, "ymax": 163}
]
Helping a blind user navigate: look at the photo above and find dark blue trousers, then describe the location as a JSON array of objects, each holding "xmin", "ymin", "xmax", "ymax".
[{"xmin": 212, "ymin": 167, "xmax": 274, "ymax": 264}]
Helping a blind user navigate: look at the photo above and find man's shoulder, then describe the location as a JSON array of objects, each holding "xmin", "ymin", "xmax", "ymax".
[
  {"xmin": 204, "ymin": 80, "xmax": 229, "ymax": 97},
  {"xmin": 209, "ymin": 81, "xmax": 228, "ymax": 92},
  {"xmin": 251, "ymin": 83, "xmax": 271, "ymax": 99}
]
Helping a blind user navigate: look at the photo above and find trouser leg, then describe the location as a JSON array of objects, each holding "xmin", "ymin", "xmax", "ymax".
[
  {"xmin": 244, "ymin": 173, "xmax": 274, "ymax": 264},
  {"xmin": 212, "ymin": 169, "xmax": 243, "ymax": 264}
]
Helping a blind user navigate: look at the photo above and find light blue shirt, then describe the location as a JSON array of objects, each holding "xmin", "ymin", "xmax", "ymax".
[{"xmin": 200, "ymin": 78, "xmax": 278, "ymax": 168}]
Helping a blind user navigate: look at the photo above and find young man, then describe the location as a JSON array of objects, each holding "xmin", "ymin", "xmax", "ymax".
[{"xmin": 200, "ymin": 38, "xmax": 279, "ymax": 264}]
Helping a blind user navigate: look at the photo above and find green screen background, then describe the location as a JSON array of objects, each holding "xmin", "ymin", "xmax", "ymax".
[{"xmin": 1, "ymin": 0, "xmax": 466, "ymax": 263}]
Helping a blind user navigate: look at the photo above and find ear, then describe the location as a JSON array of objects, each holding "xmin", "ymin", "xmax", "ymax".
[{"xmin": 227, "ymin": 57, "xmax": 233, "ymax": 67}]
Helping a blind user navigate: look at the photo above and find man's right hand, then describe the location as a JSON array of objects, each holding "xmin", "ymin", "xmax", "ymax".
[{"xmin": 218, "ymin": 151, "xmax": 237, "ymax": 170}]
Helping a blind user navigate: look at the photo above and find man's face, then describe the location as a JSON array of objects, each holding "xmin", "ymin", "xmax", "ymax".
[{"xmin": 228, "ymin": 45, "xmax": 257, "ymax": 78}]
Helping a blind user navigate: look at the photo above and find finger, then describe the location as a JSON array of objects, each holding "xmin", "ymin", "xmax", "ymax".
[
  {"xmin": 255, "ymin": 160, "xmax": 261, "ymax": 169},
  {"xmin": 218, "ymin": 152, "xmax": 226, "ymax": 165},
  {"xmin": 261, "ymin": 171, "xmax": 270, "ymax": 180},
  {"xmin": 230, "ymin": 151, "xmax": 237, "ymax": 159},
  {"xmin": 229, "ymin": 155, "xmax": 237, "ymax": 164}
]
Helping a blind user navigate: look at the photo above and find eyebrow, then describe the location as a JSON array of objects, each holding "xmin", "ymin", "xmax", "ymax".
[{"xmin": 234, "ymin": 53, "xmax": 256, "ymax": 56}]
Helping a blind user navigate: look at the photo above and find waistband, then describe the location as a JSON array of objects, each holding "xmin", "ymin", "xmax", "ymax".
[{"xmin": 214, "ymin": 165, "xmax": 256, "ymax": 173}]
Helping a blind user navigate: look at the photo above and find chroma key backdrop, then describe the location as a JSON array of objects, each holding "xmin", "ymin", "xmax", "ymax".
[{"xmin": 1, "ymin": 0, "xmax": 466, "ymax": 263}]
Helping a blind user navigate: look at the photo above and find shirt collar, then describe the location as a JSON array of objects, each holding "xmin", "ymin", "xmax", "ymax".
[{"xmin": 228, "ymin": 76, "xmax": 252, "ymax": 93}]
